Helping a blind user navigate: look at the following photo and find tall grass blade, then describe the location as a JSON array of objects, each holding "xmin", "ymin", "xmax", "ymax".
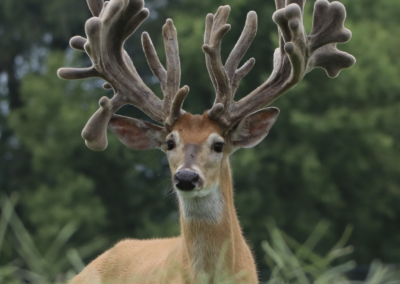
[
  {"xmin": 296, "ymin": 221, "xmax": 330, "ymax": 261},
  {"xmin": 44, "ymin": 221, "xmax": 79, "ymax": 264},
  {"xmin": 67, "ymin": 248, "xmax": 85, "ymax": 273},
  {"xmin": 0, "ymin": 193, "xmax": 19, "ymax": 252}
]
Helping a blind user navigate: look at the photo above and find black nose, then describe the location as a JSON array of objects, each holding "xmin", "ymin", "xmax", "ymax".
[{"xmin": 174, "ymin": 170, "xmax": 199, "ymax": 191}]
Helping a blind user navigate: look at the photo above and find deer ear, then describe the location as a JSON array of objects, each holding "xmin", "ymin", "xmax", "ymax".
[
  {"xmin": 108, "ymin": 115, "xmax": 166, "ymax": 150},
  {"xmin": 230, "ymin": 107, "xmax": 280, "ymax": 149}
]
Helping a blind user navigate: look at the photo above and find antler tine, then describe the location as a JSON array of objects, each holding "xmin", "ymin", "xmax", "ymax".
[
  {"xmin": 203, "ymin": 6, "xmax": 232, "ymax": 112},
  {"xmin": 308, "ymin": 0, "xmax": 351, "ymax": 52},
  {"xmin": 223, "ymin": 0, "xmax": 355, "ymax": 128},
  {"xmin": 225, "ymin": 11, "xmax": 258, "ymax": 90},
  {"xmin": 70, "ymin": 36, "xmax": 87, "ymax": 51},
  {"xmin": 142, "ymin": 19, "xmax": 187, "ymax": 130},
  {"xmin": 165, "ymin": 86, "xmax": 190, "ymax": 128},
  {"xmin": 231, "ymin": 58, "xmax": 256, "ymax": 95},
  {"xmin": 286, "ymin": 0, "xmax": 306, "ymax": 11},
  {"xmin": 87, "ymin": 0, "xmax": 103, "ymax": 17},
  {"xmin": 204, "ymin": 14, "xmax": 218, "ymax": 94},
  {"xmin": 58, "ymin": 0, "xmax": 171, "ymax": 151},
  {"xmin": 204, "ymin": 7, "xmax": 258, "ymax": 126},
  {"xmin": 306, "ymin": 0, "xmax": 355, "ymax": 77},
  {"xmin": 307, "ymin": 43, "xmax": 355, "ymax": 78},
  {"xmin": 162, "ymin": 19, "xmax": 181, "ymax": 118},
  {"xmin": 142, "ymin": 32, "xmax": 167, "ymax": 92}
]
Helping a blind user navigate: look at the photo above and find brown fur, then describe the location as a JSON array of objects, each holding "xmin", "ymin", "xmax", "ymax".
[
  {"xmin": 69, "ymin": 113, "xmax": 258, "ymax": 284},
  {"xmin": 172, "ymin": 113, "xmax": 224, "ymax": 143}
]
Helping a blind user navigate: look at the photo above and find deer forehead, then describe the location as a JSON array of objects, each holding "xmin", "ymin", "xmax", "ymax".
[{"xmin": 171, "ymin": 113, "xmax": 223, "ymax": 144}]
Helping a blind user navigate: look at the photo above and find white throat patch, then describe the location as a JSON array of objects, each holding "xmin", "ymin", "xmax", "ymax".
[{"xmin": 178, "ymin": 184, "xmax": 224, "ymax": 224}]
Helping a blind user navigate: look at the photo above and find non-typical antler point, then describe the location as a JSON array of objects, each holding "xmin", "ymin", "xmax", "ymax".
[
  {"xmin": 285, "ymin": 3, "xmax": 302, "ymax": 19},
  {"xmin": 329, "ymin": 2, "xmax": 348, "ymax": 21},
  {"xmin": 350, "ymin": 54, "xmax": 356, "ymax": 65},
  {"xmin": 289, "ymin": 19, "xmax": 300, "ymax": 31},
  {"xmin": 315, "ymin": 0, "xmax": 330, "ymax": 6},
  {"xmin": 202, "ymin": 44, "xmax": 212, "ymax": 55},
  {"xmin": 70, "ymin": 36, "xmax": 87, "ymax": 51},
  {"xmin": 103, "ymin": 83, "xmax": 112, "ymax": 90},
  {"xmin": 162, "ymin": 19, "xmax": 177, "ymax": 37},
  {"xmin": 272, "ymin": 9, "xmax": 285, "ymax": 25},
  {"xmin": 174, "ymin": 86, "xmax": 190, "ymax": 107},
  {"xmin": 99, "ymin": 96, "xmax": 111, "ymax": 108},
  {"xmin": 106, "ymin": 0, "xmax": 125, "ymax": 18},
  {"xmin": 218, "ymin": 5, "xmax": 231, "ymax": 11},
  {"xmin": 284, "ymin": 42, "xmax": 295, "ymax": 54},
  {"xmin": 165, "ymin": 86, "xmax": 191, "ymax": 129},
  {"xmin": 85, "ymin": 17, "xmax": 102, "ymax": 37},
  {"xmin": 247, "ymin": 11, "xmax": 257, "ymax": 18},
  {"xmin": 223, "ymin": 24, "xmax": 231, "ymax": 32},
  {"xmin": 246, "ymin": 58, "xmax": 256, "ymax": 72},
  {"xmin": 207, "ymin": 103, "xmax": 224, "ymax": 120},
  {"xmin": 140, "ymin": 8, "xmax": 150, "ymax": 17},
  {"xmin": 87, "ymin": 0, "xmax": 103, "ymax": 17},
  {"xmin": 313, "ymin": 1, "xmax": 328, "ymax": 18},
  {"xmin": 56, "ymin": 68, "xmax": 64, "ymax": 80},
  {"xmin": 84, "ymin": 139, "xmax": 108, "ymax": 152},
  {"xmin": 342, "ymin": 29, "xmax": 352, "ymax": 43}
]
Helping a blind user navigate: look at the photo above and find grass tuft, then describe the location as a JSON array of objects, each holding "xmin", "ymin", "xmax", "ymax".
[{"xmin": 0, "ymin": 194, "xmax": 399, "ymax": 284}]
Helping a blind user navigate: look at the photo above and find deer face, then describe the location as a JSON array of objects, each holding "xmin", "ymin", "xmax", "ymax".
[
  {"xmin": 108, "ymin": 108, "xmax": 280, "ymax": 199},
  {"xmin": 163, "ymin": 113, "xmax": 225, "ymax": 198}
]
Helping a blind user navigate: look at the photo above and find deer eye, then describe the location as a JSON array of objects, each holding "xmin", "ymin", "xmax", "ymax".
[
  {"xmin": 167, "ymin": 140, "xmax": 175, "ymax": 151},
  {"xmin": 213, "ymin": 142, "xmax": 224, "ymax": 153}
]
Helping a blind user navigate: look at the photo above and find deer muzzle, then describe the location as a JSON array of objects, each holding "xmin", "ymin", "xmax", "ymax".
[{"xmin": 174, "ymin": 170, "xmax": 200, "ymax": 191}]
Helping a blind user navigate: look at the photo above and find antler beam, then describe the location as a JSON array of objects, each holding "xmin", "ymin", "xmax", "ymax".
[
  {"xmin": 205, "ymin": 0, "xmax": 356, "ymax": 130},
  {"xmin": 58, "ymin": 0, "xmax": 188, "ymax": 151},
  {"xmin": 58, "ymin": 0, "xmax": 355, "ymax": 150}
]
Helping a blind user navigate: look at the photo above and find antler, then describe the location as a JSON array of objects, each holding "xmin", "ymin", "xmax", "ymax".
[
  {"xmin": 57, "ymin": 0, "xmax": 189, "ymax": 151},
  {"xmin": 205, "ymin": 0, "xmax": 356, "ymax": 130}
]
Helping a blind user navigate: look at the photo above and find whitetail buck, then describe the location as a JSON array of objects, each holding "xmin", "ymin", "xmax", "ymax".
[{"xmin": 58, "ymin": 0, "xmax": 355, "ymax": 283}]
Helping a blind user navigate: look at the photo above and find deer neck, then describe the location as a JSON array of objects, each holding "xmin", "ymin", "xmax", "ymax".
[{"xmin": 177, "ymin": 158, "xmax": 244, "ymax": 277}]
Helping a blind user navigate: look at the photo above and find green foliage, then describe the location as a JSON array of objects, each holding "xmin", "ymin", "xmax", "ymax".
[
  {"xmin": 0, "ymin": 194, "xmax": 106, "ymax": 283},
  {"xmin": 226, "ymin": 0, "xmax": 400, "ymax": 265},
  {"xmin": 1, "ymin": 196, "xmax": 399, "ymax": 283},
  {"xmin": 0, "ymin": 0, "xmax": 399, "ymax": 278},
  {"xmin": 262, "ymin": 222, "xmax": 400, "ymax": 284}
]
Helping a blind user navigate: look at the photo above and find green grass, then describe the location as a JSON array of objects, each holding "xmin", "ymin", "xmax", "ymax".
[
  {"xmin": 0, "ymin": 194, "xmax": 106, "ymax": 284},
  {"xmin": 1, "ymin": 194, "xmax": 399, "ymax": 284}
]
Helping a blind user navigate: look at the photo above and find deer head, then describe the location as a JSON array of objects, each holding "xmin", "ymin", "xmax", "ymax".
[{"xmin": 58, "ymin": 0, "xmax": 355, "ymax": 199}]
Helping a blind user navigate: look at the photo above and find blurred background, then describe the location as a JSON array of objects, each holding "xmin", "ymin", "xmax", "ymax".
[{"xmin": 0, "ymin": 0, "xmax": 399, "ymax": 282}]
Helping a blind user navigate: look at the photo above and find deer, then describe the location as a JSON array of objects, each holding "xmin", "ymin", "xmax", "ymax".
[{"xmin": 57, "ymin": 0, "xmax": 355, "ymax": 283}]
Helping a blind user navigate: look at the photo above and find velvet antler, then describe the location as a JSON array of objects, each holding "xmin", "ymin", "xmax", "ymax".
[
  {"xmin": 58, "ymin": 0, "xmax": 355, "ymax": 150},
  {"xmin": 205, "ymin": 0, "xmax": 356, "ymax": 129},
  {"xmin": 58, "ymin": 0, "xmax": 189, "ymax": 151}
]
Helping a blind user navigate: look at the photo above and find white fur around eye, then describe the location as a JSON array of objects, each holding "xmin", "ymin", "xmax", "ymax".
[
  {"xmin": 168, "ymin": 131, "xmax": 181, "ymax": 144},
  {"xmin": 207, "ymin": 133, "xmax": 225, "ymax": 152},
  {"xmin": 163, "ymin": 131, "xmax": 181, "ymax": 152}
]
